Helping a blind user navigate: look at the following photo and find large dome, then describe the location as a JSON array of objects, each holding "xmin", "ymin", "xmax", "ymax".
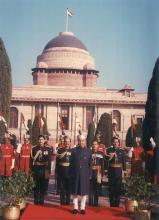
[
  {"xmin": 33, "ymin": 31, "xmax": 98, "ymax": 87},
  {"xmin": 36, "ymin": 31, "xmax": 95, "ymax": 70},
  {"xmin": 44, "ymin": 32, "xmax": 88, "ymax": 51}
]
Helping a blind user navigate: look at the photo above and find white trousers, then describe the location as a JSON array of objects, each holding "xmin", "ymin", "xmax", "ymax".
[{"xmin": 73, "ymin": 195, "xmax": 87, "ymax": 210}]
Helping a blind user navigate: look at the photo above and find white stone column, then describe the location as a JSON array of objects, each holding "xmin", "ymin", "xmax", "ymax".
[
  {"xmin": 83, "ymin": 106, "xmax": 86, "ymax": 131},
  {"xmin": 69, "ymin": 105, "xmax": 72, "ymax": 131},
  {"xmin": 72, "ymin": 104, "xmax": 76, "ymax": 144},
  {"xmin": 44, "ymin": 104, "xmax": 47, "ymax": 118},
  {"xmin": 97, "ymin": 105, "xmax": 99, "ymax": 123},
  {"xmin": 56, "ymin": 102, "xmax": 60, "ymax": 142},
  {"xmin": 70, "ymin": 105, "xmax": 73, "ymax": 138}
]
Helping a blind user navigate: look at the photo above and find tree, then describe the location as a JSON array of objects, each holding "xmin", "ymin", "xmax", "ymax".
[
  {"xmin": 0, "ymin": 121, "xmax": 7, "ymax": 143},
  {"xmin": 95, "ymin": 113, "xmax": 112, "ymax": 147},
  {"xmin": 31, "ymin": 115, "xmax": 49, "ymax": 145},
  {"xmin": 143, "ymin": 57, "xmax": 159, "ymax": 150},
  {"xmin": 0, "ymin": 38, "xmax": 12, "ymax": 140},
  {"xmin": 86, "ymin": 123, "xmax": 95, "ymax": 147},
  {"xmin": 126, "ymin": 122, "xmax": 143, "ymax": 147}
]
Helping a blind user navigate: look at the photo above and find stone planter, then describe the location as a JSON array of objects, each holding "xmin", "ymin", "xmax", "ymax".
[
  {"xmin": 3, "ymin": 205, "xmax": 20, "ymax": 220},
  {"xmin": 125, "ymin": 199, "xmax": 138, "ymax": 213}
]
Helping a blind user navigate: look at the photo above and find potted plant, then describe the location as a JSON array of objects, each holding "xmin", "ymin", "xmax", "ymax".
[
  {"xmin": 124, "ymin": 174, "xmax": 140, "ymax": 213},
  {"xmin": 0, "ymin": 176, "xmax": 5, "ymax": 217},
  {"xmin": 1, "ymin": 171, "xmax": 35, "ymax": 220},
  {"xmin": 124, "ymin": 174, "xmax": 158, "ymax": 220},
  {"xmin": 134, "ymin": 180, "xmax": 158, "ymax": 220}
]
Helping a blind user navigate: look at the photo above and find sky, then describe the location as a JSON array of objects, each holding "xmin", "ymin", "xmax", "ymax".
[{"xmin": 0, "ymin": 0, "xmax": 159, "ymax": 92}]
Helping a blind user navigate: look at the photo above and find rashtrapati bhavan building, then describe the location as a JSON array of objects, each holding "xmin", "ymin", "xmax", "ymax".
[{"xmin": 9, "ymin": 31, "xmax": 147, "ymax": 144}]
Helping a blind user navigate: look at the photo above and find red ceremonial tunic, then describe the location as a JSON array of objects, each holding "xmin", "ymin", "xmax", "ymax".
[
  {"xmin": 131, "ymin": 146, "xmax": 144, "ymax": 175},
  {"xmin": 19, "ymin": 144, "xmax": 32, "ymax": 173},
  {"xmin": 146, "ymin": 149, "xmax": 153, "ymax": 157},
  {"xmin": 97, "ymin": 144, "xmax": 106, "ymax": 156},
  {"xmin": 0, "ymin": 144, "xmax": 14, "ymax": 176}
]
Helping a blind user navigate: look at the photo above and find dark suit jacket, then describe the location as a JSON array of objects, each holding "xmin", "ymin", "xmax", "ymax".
[{"xmin": 69, "ymin": 146, "xmax": 92, "ymax": 196}]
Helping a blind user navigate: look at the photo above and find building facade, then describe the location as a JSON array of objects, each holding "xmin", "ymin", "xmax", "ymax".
[{"xmin": 9, "ymin": 31, "xmax": 147, "ymax": 144}]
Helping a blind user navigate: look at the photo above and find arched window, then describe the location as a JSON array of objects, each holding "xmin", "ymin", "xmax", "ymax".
[
  {"xmin": 9, "ymin": 107, "xmax": 18, "ymax": 128},
  {"xmin": 35, "ymin": 104, "xmax": 44, "ymax": 116},
  {"xmin": 61, "ymin": 106, "xmax": 69, "ymax": 130},
  {"xmin": 113, "ymin": 110, "xmax": 121, "ymax": 131}
]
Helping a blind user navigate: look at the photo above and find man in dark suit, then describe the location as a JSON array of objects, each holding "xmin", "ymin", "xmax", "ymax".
[{"xmin": 69, "ymin": 135, "xmax": 92, "ymax": 215}]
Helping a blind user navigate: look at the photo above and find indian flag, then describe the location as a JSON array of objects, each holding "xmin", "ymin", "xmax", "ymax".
[{"xmin": 67, "ymin": 8, "xmax": 74, "ymax": 17}]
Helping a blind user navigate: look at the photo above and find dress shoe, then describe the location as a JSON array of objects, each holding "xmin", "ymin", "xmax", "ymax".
[
  {"xmin": 80, "ymin": 210, "xmax": 86, "ymax": 215},
  {"xmin": 71, "ymin": 209, "xmax": 78, "ymax": 214}
]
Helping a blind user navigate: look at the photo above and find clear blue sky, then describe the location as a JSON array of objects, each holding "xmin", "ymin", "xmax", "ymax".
[{"xmin": 0, "ymin": 0, "xmax": 159, "ymax": 92}]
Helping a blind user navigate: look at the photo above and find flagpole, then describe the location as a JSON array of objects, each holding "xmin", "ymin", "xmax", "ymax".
[
  {"xmin": 39, "ymin": 104, "xmax": 42, "ymax": 135},
  {"xmin": 122, "ymin": 115, "xmax": 124, "ymax": 146},
  {"xmin": 71, "ymin": 105, "xmax": 73, "ymax": 138},
  {"xmin": 65, "ymin": 9, "xmax": 68, "ymax": 32},
  {"xmin": 56, "ymin": 102, "xmax": 59, "ymax": 142},
  {"xmin": 94, "ymin": 105, "xmax": 97, "ymax": 132},
  {"xmin": 19, "ymin": 113, "xmax": 22, "ymax": 143},
  {"xmin": 19, "ymin": 102, "xmax": 24, "ymax": 142},
  {"xmin": 74, "ymin": 104, "xmax": 76, "ymax": 144},
  {"xmin": 131, "ymin": 113, "xmax": 135, "ymax": 147},
  {"xmin": 112, "ymin": 103, "xmax": 113, "ymax": 122},
  {"xmin": 38, "ymin": 104, "xmax": 41, "ymax": 135}
]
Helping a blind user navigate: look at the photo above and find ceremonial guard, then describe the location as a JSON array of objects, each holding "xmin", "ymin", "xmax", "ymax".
[
  {"xmin": 56, "ymin": 136, "xmax": 71, "ymax": 205},
  {"xmin": 131, "ymin": 137, "xmax": 144, "ymax": 175},
  {"xmin": 54, "ymin": 135, "xmax": 65, "ymax": 194},
  {"xmin": 43, "ymin": 135, "xmax": 53, "ymax": 194},
  {"xmin": 0, "ymin": 133, "xmax": 15, "ymax": 176},
  {"xmin": 96, "ymin": 134, "xmax": 106, "ymax": 156},
  {"xmin": 16, "ymin": 135, "xmax": 32, "ymax": 173},
  {"xmin": 89, "ymin": 140, "xmax": 104, "ymax": 206},
  {"xmin": 31, "ymin": 135, "xmax": 52, "ymax": 205},
  {"xmin": 145, "ymin": 137, "xmax": 156, "ymax": 182},
  {"xmin": 96, "ymin": 134, "xmax": 107, "ymax": 173},
  {"xmin": 106, "ymin": 137, "xmax": 126, "ymax": 207},
  {"xmin": 153, "ymin": 140, "xmax": 159, "ymax": 184},
  {"xmin": 70, "ymin": 135, "xmax": 92, "ymax": 215},
  {"xmin": 55, "ymin": 135, "xmax": 65, "ymax": 150},
  {"xmin": 9, "ymin": 133, "xmax": 18, "ymax": 150}
]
